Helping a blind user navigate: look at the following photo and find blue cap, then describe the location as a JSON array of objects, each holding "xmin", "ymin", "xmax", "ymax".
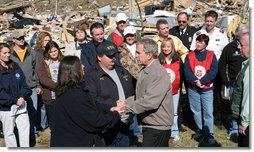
[{"xmin": 96, "ymin": 41, "xmax": 119, "ymax": 56}]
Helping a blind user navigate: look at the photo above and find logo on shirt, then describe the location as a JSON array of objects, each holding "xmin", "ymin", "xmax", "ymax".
[
  {"xmin": 233, "ymin": 51, "xmax": 241, "ymax": 56},
  {"xmin": 15, "ymin": 73, "xmax": 20, "ymax": 79},
  {"xmin": 194, "ymin": 66, "xmax": 206, "ymax": 79},
  {"xmin": 165, "ymin": 68, "xmax": 175, "ymax": 83}
]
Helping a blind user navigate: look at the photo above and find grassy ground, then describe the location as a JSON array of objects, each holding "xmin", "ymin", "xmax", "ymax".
[{"xmin": 0, "ymin": 123, "xmax": 237, "ymax": 147}]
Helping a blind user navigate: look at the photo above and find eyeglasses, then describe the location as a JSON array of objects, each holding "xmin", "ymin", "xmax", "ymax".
[
  {"xmin": 16, "ymin": 36, "xmax": 25, "ymax": 41},
  {"xmin": 178, "ymin": 20, "xmax": 187, "ymax": 24},
  {"xmin": 105, "ymin": 54, "xmax": 116, "ymax": 59}
]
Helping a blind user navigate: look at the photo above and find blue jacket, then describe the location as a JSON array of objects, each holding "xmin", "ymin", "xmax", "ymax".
[{"xmin": 0, "ymin": 62, "xmax": 32, "ymax": 111}]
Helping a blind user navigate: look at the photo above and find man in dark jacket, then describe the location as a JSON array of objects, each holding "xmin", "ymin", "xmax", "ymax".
[
  {"xmin": 169, "ymin": 12, "xmax": 198, "ymax": 50},
  {"xmin": 81, "ymin": 22, "xmax": 121, "ymax": 72},
  {"xmin": 219, "ymin": 24, "xmax": 248, "ymax": 142},
  {"xmin": 84, "ymin": 41, "xmax": 136, "ymax": 147}
]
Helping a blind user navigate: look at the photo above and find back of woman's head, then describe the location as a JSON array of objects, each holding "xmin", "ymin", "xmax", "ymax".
[
  {"xmin": 43, "ymin": 41, "xmax": 64, "ymax": 61},
  {"xmin": 56, "ymin": 56, "xmax": 82, "ymax": 96}
]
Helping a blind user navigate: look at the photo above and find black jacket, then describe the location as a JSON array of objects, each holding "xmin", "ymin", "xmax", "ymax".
[
  {"xmin": 84, "ymin": 63, "xmax": 136, "ymax": 146},
  {"xmin": 219, "ymin": 40, "xmax": 246, "ymax": 86},
  {"xmin": 169, "ymin": 25, "xmax": 198, "ymax": 49},
  {"xmin": 50, "ymin": 88, "xmax": 120, "ymax": 147},
  {"xmin": 84, "ymin": 63, "xmax": 136, "ymax": 112}
]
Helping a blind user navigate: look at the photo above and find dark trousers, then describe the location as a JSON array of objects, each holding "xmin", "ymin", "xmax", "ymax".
[
  {"xmin": 142, "ymin": 127, "xmax": 170, "ymax": 147},
  {"xmin": 238, "ymin": 126, "xmax": 249, "ymax": 147},
  {"xmin": 45, "ymin": 99, "xmax": 55, "ymax": 129}
]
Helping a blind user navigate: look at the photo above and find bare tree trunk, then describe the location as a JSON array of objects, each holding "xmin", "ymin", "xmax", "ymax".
[{"xmin": 55, "ymin": 0, "xmax": 58, "ymax": 15}]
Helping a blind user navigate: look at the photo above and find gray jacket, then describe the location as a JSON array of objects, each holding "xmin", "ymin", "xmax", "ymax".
[
  {"xmin": 10, "ymin": 43, "xmax": 40, "ymax": 88},
  {"xmin": 126, "ymin": 59, "xmax": 174, "ymax": 130}
]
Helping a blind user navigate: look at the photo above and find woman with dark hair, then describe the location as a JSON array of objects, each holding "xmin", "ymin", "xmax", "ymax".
[
  {"xmin": 50, "ymin": 56, "xmax": 121, "ymax": 147},
  {"xmin": 184, "ymin": 34, "xmax": 218, "ymax": 145},
  {"xmin": 159, "ymin": 37, "xmax": 184, "ymax": 141},
  {"xmin": 0, "ymin": 43, "xmax": 32, "ymax": 147},
  {"xmin": 37, "ymin": 41, "xmax": 64, "ymax": 128}
]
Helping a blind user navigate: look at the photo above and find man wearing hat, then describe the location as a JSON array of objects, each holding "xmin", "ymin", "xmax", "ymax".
[
  {"xmin": 119, "ymin": 26, "xmax": 142, "ymax": 79},
  {"xmin": 10, "ymin": 30, "xmax": 39, "ymax": 147},
  {"xmin": 84, "ymin": 40, "xmax": 136, "ymax": 147},
  {"xmin": 107, "ymin": 12, "xmax": 128, "ymax": 47}
]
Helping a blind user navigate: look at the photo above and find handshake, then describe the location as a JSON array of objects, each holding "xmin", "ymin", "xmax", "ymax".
[
  {"xmin": 110, "ymin": 100, "xmax": 128, "ymax": 114},
  {"xmin": 110, "ymin": 100, "xmax": 133, "ymax": 124}
]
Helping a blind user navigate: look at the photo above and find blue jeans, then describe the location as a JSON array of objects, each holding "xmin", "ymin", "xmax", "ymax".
[
  {"xmin": 188, "ymin": 88, "xmax": 214, "ymax": 135},
  {"xmin": 108, "ymin": 132, "xmax": 130, "ymax": 147},
  {"xmin": 171, "ymin": 91, "xmax": 180, "ymax": 138},
  {"xmin": 129, "ymin": 114, "xmax": 142, "ymax": 136},
  {"xmin": 229, "ymin": 87, "xmax": 238, "ymax": 135},
  {"xmin": 31, "ymin": 88, "xmax": 48, "ymax": 130}
]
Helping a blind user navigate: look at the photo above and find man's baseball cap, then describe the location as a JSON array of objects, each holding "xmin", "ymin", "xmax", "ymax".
[
  {"xmin": 96, "ymin": 41, "xmax": 119, "ymax": 56},
  {"xmin": 13, "ymin": 30, "xmax": 26, "ymax": 39},
  {"xmin": 123, "ymin": 26, "xmax": 136, "ymax": 36},
  {"xmin": 115, "ymin": 12, "xmax": 128, "ymax": 23}
]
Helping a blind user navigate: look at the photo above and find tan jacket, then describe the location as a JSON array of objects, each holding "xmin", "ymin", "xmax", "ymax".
[
  {"xmin": 153, "ymin": 34, "xmax": 188, "ymax": 62},
  {"xmin": 118, "ymin": 43, "xmax": 143, "ymax": 79},
  {"xmin": 126, "ymin": 59, "xmax": 174, "ymax": 130}
]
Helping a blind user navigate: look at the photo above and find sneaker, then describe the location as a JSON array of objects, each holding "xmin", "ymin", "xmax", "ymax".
[
  {"xmin": 192, "ymin": 131, "xmax": 204, "ymax": 142},
  {"xmin": 173, "ymin": 135, "xmax": 180, "ymax": 141},
  {"xmin": 206, "ymin": 135, "xmax": 215, "ymax": 145}
]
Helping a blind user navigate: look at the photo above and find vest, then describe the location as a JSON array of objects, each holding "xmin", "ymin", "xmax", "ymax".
[
  {"xmin": 111, "ymin": 32, "xmax": 124, "ymax": 47},
  {"xmin": 188, "ymin": 50, "xmax": 214, "ymax": 89},
  {"xmin": 162, "ymin": 60, "xmax": 181, "ymax": 95}
]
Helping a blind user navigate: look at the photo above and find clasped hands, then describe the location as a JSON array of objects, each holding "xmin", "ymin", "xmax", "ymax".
[
  {"xmin": 195, "ymin": 79, "xmax": 205, "ymax": 88},
  {"xmin": 110, "ymin": 100, "xmax": 127, "ymax": 114}
]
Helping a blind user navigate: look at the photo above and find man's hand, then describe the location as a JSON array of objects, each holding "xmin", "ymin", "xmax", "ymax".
[
  {"xmin": 116, "ymin": 100, "xmax": 126, "ymax": 107},
  {"xmin": 239, "ymin": 124, "xmax": 247, "ymax": 135},
  {"xmin": 35, "ymin": 87, "xmax": 42, "ymax": 94},
  {"xmin": 16, "ymin": 97, "xmax": 26, "ymax": 108}
]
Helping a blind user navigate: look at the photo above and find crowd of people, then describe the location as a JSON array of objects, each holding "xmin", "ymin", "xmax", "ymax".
[{"xmin": 0, "ymin": 9, "xmax": 249, "ymax": 147}]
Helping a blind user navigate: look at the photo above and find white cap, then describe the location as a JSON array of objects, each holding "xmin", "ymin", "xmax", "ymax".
[
  {"xmin": 123, "ymin": 26, "xmax": 136, "ymax": 36},
  {"xmin": 115, "ymin": 12, "xmax": 128, "ymax": 23}
]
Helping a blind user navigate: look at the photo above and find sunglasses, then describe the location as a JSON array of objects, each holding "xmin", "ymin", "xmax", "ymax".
[
  {"xmin": 16, "ymin": 36, "xmax": 25, "ymax": 41},
  {"xmin": 178, "ymin": 20, "xmax": 187, "ymax": 24},
  {"xmin": 105, "ymin": 54, "xmax": 116, "ymax": 58}
]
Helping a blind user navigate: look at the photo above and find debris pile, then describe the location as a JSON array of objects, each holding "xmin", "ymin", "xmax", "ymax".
[{"xmin": 0, "ymin": 0, "xmax": 249, "ymax": 45}]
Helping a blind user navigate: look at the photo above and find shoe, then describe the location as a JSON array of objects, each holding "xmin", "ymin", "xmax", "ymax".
[
  {"xmin": 173, "ymin": 135, "xmax": 180, "ymax": 141},
  {"xmin": 0, "ymin": 130, "xmax": 4, "ymax": 138},
  {"xmin": 206, "ymin": 135, "xmax": 215, "ymax": 145},
  {"xmin": 228, "ymin": 133, "xmax": 238, "ymax": 143},
  {"xmin": 192, "ymin": 131, "xmax": 204, "ymax": 142},
  {"xmin": 179, "ymin": 126, "xmax": 187, "ymax": 132}
]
